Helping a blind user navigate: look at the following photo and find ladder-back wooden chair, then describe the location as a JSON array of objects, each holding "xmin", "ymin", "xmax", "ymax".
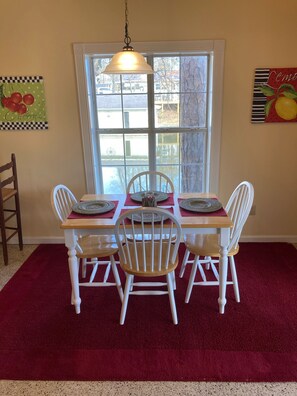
[{"xmin": 0, "ymin": 153, "xmax": 23, "ymax": 266}]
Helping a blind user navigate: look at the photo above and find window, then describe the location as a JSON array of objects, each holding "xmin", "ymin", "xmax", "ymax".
[{"xmin": 74, "ymin": 41, "xmax": 224, "ymax": 194}]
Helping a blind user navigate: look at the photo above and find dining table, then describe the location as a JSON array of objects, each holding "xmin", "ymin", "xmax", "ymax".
[{"xmin": 60, "ymin": 192, "xmax": 233, "ymax": 315}]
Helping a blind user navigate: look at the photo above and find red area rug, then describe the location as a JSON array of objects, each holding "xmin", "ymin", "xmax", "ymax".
[{"xmin": 1, "ymin": 243, "xmax": 297, "ymax": 381}]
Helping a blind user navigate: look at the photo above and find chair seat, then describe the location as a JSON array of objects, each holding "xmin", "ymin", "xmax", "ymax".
[
  {"xmin": 184, "ymin": 234, "xmax": 239, "ymax": 257},
  {"xmin": 77, "ymin": 235, "xmax": 119, "ymax": 258},
  {"xmin": 121, "ymin": 242, "xmax": 179, "ymax": 276},
  {"xmin": 2, "ymin": 188, "xmax": 17, "ymax": 202}
]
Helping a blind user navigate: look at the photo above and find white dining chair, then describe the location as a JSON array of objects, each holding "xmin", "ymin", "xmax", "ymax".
[
  {"xmin": 114, "ymin": 207, "xmax": 182, "ymax": 325},
  {"xmin": 51, "ymin": 184, "xmax": 123, "ymax": 302},
  {"xmin": 180, "ymin": 181, "xmax": 254, "ymax": 304},
  {"xmin": 127, "ymin": 171, "xmax": 175, "ymax": 243},
  {"xmin": 127, "ymin": 171, "xmax": 174, "ymax": 194}
]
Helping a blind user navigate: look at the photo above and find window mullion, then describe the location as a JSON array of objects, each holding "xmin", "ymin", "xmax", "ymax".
[
  {"xmin": 90, "ymin": 59, "xmax": 103, "ymax": 193},
  {"xmin": 205, "ymin": 54, "xmax": 212, "ymax": 192},
  {"xmin": 147, "ymin": 56, "xmax": 156, "ymax": 173}
]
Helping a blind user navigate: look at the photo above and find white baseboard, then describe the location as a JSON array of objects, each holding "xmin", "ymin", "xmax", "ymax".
[
  {"xmin": 241, "ymin": 235, "xmax": 297, "ymax": 244},
  {"xmin": 7, "ymin": 235, "xmax": 297, "ymax": 245},
  {"xmin": 21, "ymin": 237, "xmax": 65, "ymax": 244}
]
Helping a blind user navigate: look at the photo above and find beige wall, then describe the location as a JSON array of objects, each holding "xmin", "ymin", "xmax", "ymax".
[{"xmin": 1, "ymin": 0, "xmax": 296, "ymax": 242}]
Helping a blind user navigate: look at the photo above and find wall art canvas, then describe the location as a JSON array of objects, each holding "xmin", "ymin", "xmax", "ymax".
[
  {"xmin": 251, "ymin": 67, "xmax": 297, "ymax": 123},
  {"xmin": 0, "ymin": 76, "xmax": 48, "ymax": 130}
]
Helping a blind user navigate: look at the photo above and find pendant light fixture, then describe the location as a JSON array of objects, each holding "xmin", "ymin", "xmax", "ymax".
[{"xmin": 102, "ymin": 0, "xmax": 153, "ymax": 74}]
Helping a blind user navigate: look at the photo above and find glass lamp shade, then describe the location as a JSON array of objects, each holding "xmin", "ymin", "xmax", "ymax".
[{"xmin": 102, "ymin": 49, "xmax": 153, "ymax": 74}]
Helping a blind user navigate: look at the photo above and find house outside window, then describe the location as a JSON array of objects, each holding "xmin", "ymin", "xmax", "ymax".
[{"xmin": 74, "ymin": 41, "xmax": 224, "ymax": 194}]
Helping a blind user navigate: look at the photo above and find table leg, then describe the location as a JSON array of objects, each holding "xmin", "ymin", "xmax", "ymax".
[
  {"xmin": 64, "ymin": 229, "xmax": 81, "ymax": 314},
  {"xmin": 218, "ymin": 227, "xmax": 230, "ymax": 314}
]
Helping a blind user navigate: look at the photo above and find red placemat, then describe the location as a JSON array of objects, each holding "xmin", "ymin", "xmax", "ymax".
[
  {"xmin": 178, "ymin": 198, "xmax": 227, "ymax": 217},
  {"xmin": 67, "ymin": 201, "xmax": 119, "ymax": 219},
  {"xmin": 120, "ymin": 207, "xmax": 174, "ymax": 224},
  {"xmin": 124, "ymin": 193, "xmax": 174, "ymax": 206}
]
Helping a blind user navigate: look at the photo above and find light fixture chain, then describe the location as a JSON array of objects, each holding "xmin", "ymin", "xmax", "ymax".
[
  {"xmin": 125, "ymin": 0, "xmax": 128, "ymax": 26},
  {"xmin": 124, "ymin": 0, "xmax": 132, "ymax": 49}
]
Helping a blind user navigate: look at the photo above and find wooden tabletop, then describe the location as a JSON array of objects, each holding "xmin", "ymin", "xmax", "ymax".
[{"xmin": 60, "ymin": 193, "xmax": 233, "ymax": 230}]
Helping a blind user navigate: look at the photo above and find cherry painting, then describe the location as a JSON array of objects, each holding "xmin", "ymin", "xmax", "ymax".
[{"xmin": 0, "ymin": 76, "xmax": 48, "ymax": 130}]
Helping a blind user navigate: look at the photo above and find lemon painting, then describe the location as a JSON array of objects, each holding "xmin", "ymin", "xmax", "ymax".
[
  {"xmin": 0, "ymin": 76, "xmax": 48, "ymax": 130},
  {"xmin": 251, "ymin": 68, "xmax": 297, "ymax": 123}
]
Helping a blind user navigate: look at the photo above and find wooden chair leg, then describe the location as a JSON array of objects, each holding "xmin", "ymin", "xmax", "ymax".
[
  {"xmin": 110, "ymin": 255, "xmax": 124, "ymax": 302},
  {"xmin": 229, "ymin": 256, "xmax": 240, "ymax": 302},
  {"xmin": 82, "ymin": 258, "xmax": 87, "ymax": 278},
  {"xmin": 14, "ymin": 194, "xmax": 23, "ymax": 250},
  {"xmin": 120, "ymin": 274, "xmax": 133, "ymax": 325},
  {"xmin": 185, "ymin": 255, "xmax": 199, "ymax": 303},
  {"xmin": 167, "ymin": 273, "xmax": 178, "ymax": 325},
  {"xmin": 103, "ymin": 262, "xmax": 111, "ymax": 282},
  {"xmin": 0, "ymin": 207, "xmax": 8, "ymax": 265},
  {"xmin": 1, "ymin": 230, "xmax": 8, "ymax": 265},
  {"xmin": 179, "ymin": 248, "xmax": 190, "ymax": 278}
]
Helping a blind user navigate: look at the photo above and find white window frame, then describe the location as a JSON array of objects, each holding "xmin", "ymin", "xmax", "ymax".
[{"xmin": 73, "ymin": 40, "xmax": 225, "ymax": 194}]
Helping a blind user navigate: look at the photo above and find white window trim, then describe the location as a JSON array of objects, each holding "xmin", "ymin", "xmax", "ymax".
[{"xmin": 73, "ymin": 40, "xmax": 224, "ymax": 194}]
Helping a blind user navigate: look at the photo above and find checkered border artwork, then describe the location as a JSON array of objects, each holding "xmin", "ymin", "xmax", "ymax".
[
  {"xmin": 0, "ymin": 121, "xmax": 48, "ymax": 130},
  {"xmin": 0, "ymin": 76, "xmax": 43, "ymax": 84},
  {"xmin": 0, "ymin": 76, "xmax": 48, "ymax": 131}
]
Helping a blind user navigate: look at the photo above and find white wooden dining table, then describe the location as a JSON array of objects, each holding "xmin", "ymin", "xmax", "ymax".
[{"xmin": 60, "ymin": 192, "xmax": 233, "ymax": 315}]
